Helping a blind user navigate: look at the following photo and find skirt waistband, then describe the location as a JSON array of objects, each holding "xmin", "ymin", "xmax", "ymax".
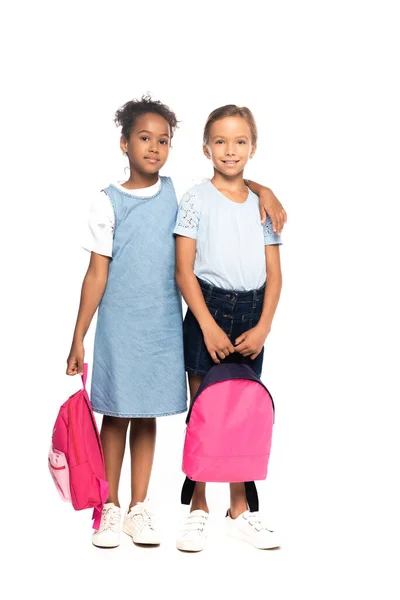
[{"xmin": 197, "ymin": 277, "xmax": 265, "ymax": 304}]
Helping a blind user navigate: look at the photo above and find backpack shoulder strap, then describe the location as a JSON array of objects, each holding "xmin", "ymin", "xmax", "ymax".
[
  {"xmin": 181, "ymin": 477, "xmax": 196, "ymax": 505},
  {"xmin": 181, "ymin": 478, "xmax": 259, "ymax": 512},
  {"xmin": 244, "ymin": 481, "xmax": 259, "ymax": 512},
  {"xmin": 82, "ymin": 363, "xmax": 88, "ymax": 388}
]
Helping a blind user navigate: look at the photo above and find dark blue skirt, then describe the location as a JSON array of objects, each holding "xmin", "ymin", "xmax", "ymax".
[{"xmin": 183, "ymin": 277, "xmax": 265, "ymax": 378}]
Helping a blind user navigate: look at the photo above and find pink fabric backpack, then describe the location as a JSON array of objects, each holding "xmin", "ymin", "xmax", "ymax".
[
  {"xmin": 48, "ymin": 364, "xmax": 108, "ymax": 529},
  {"xmin": 181, "ymin": 363, "xmax": 275, "ymax": 511}
]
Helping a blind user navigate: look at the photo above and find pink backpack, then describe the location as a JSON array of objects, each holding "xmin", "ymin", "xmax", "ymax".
[
  {"xmin": 181, "ymin": 363, "xmax": 275, "ymax": 511},
  {"xmin": 48, "ymin": 364, "xmax": 108, "ymax": 529}
]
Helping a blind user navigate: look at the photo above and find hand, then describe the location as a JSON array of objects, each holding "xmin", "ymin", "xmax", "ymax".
[
  {"xmin": 234, "ymin": 325, "xmax": 269, "ymax": 360},
  {"xmin": 203, "ymin": 322, "xmax": 235, "ymax": 364},
  {"xmin": 259, "ymin": 188, "xmax": 287, "ymax": 234},
  {"xmin": 66, "ymin": 341, "xmax": 85, "ymax": 376}
]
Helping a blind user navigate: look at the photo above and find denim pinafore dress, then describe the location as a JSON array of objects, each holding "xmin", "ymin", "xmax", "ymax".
[{"xmin": 91, "ymin": 176, "xmax": 187, "ymax": 417}]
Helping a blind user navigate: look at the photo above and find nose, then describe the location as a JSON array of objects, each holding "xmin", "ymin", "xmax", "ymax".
[
  {"xmin": 225, "ymin": 145, "xmax": 236, "ymax": 156},
  {"xmin": 148, "ymin": 141, "xmax": 159, "ymax": 154}
]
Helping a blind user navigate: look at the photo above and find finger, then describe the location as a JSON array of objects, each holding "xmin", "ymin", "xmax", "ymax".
[
  {"xmin": 270, "ymin": 213, "xmax": 279, "ymax": 233},
  {"xmin": 77, "ymin": 357, "xmax": 84, "ymax": 376},
  {"xmin": 228, "ymin": 342, "xmax": 235, "ymax": 354},
  {"xmin": 66, "ymin": 359, "xmax": 77, "ymax": 376},
  {"xmin": 279, "ymin": 209, "xmax": 286, "ymax": 232},
  {"xmin": 234, "ymin": 341, "xmax": 247, "ymax": 353},
  {"xmin": 211, "ymin": 351, "xmax": 220, "ymax": 364},
  {"xmin": 260, "ymin": 205, "xmax": 267, "ymax": 224},
  {"xmin": 250, "ymin": 350, "xmax": 261, "ymax": 360},
  {"xmin": 282, "ymin": 208, "xmax": 287, "ymax": 223},
  {"xmin": 235, "ymin": 334, "xmax": 247, "ymax": 346},
  {"xmin": 276, "ymin": 214, "xmax": 283, "ymax": 235},
  {"xmin": 240, "ymin": 346, "xmax": 252, "ymax": 356},
  {"xmin": 243, "ymin": 346, "xmax": 257, "ymax": 355}
]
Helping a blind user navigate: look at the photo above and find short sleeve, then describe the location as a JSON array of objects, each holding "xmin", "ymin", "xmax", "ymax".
[
  {"xmin": 82, "ymin": 192, "xmax": 115, "ymax": 257},
  {"xmin": 263, "ymin": 216, "xmax": 282, "ymax": 246},
  {"xmin": 173, "ymin": 190, "xmax": 200, "ymax": 239}
]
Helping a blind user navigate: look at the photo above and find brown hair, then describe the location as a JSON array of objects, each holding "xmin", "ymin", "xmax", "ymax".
[{"xmin": 203, "ymin": 104, "xmax": 258, "ymax": 145}]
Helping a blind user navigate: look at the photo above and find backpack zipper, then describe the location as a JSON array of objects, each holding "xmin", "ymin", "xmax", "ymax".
[
  {"xmin": 186, "ymin": 379, "xmax": 275, "ymax": 424},
  {"xmin": 69, "ymin": 401, "xmax": 81, "ymax": 464},
  {"xmin": 48, "ymin": 459, "xmax": 66, "ymax": 471}
]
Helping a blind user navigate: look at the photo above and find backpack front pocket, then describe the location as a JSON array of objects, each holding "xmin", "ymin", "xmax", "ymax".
[{"xmin": 48, "ymin": 446, "xmax": 71, "ymax": 502}]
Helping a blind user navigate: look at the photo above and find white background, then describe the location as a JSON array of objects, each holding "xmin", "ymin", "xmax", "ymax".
[{"xmin": 2, "ymin": 1, "xmax": 399, "ymax": 598}]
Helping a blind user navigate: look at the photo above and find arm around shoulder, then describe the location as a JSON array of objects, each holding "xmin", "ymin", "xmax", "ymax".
[{"xmin": 245, "ymin": 179, "xmax": 287, "ymax": 234}]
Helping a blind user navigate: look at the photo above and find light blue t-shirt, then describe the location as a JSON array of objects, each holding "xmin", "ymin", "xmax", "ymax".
[{"xmin": 173, "ymin": 180, "xmax": 282, "ymax": 291}]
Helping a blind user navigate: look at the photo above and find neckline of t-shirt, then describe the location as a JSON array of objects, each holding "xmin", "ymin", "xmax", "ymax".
[
  {"xmin": 208, "ymin": 179, "xmax": 250, "ymax": 206},
  {"xmin": 110, "ymin": 178, "xmax": 162, "ymax": 198}
]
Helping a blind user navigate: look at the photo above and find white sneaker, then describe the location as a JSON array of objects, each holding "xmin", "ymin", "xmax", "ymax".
[
  {"xmin": 226, "ymin": 510, "xmax": 281, "ymax": 549},
  {"xmin": 123, "ymin": 500, "xmax": 161, "ymax": 545},
  {"xmin": 92, "ymin": 503, "xmax": 121, "ymax": 548},
  {"xmin": 176, "ymin": 510, "xmax": 209, "ymax": 552}
]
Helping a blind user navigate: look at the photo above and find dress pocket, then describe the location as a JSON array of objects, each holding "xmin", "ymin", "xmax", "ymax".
[
  {"xmin": 241, "ymin": 313, "xmax": 260, "ymax": 322},
  {"xmin": 48, "ymin": 446, "xmax": 71, "ymax": 502},
  {"xmin": 242, "ymin": 313, "xmax": 261, "ymax": 329}
]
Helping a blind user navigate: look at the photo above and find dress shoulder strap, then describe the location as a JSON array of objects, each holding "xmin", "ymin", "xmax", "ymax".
[{"xmin": 161, "ymin": 176, "xmax": 177, "ymax": 200}]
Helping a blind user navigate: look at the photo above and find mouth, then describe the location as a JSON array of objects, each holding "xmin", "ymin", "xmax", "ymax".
[
  {"xmin": 144, "ymin": 157, "xmax": 160, "ymax": 164},
  {"xmin": 222, "ymin": 160, "xmax": 240, "ymax": 166}
]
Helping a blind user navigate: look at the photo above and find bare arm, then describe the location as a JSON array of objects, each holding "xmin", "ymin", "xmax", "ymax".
[
  {"xmin": 66, "ymin": 252, "xmax": 110, "ymax": 375},
  {"xmin": 175, "ymin": 236, "xmax": 234, "ymax": 363},
  {"xmin": 258, "ymin": 245, "xmax": 282, "ymax": 335},
  {"xmin": 175, "ymin": 236, "xmax": 214, "ymax": 331},
  {"xmin": 234, "ymin": 245, "xmax": 282, "ymax": 359},
  {"xmin": 245, "ymin": 179, "xmax": 287, "ymax": 234}
]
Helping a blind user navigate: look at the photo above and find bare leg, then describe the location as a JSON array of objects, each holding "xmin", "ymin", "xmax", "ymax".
[
  {"xmin": 229, "ymin": 483, "xmax": 248, "ymax": 518},
  {"xmin": 129, "ymin": 417, "xmax": 156, "ymax": 509},
  {"xmin": 188, "ymin": 375, "xmax": 209, "ymax": 513},
  {"xmin": 100, "ymin": 416, "xmax": 130, "ymax": 507}
]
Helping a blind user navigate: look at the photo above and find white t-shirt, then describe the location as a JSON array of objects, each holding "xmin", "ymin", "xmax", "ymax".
[
  {"xmin": 82, "ymin": 180, "xmax": 161, "ymax": 257},
  {"xmin": 173, "ymin": 180, "xmax": 282, "ymax": 291}
]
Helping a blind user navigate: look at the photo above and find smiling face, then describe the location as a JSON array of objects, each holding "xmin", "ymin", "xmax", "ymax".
[
  {"xmin": 204, "ymin": 116, "xmax": 256, "ymax": 176},
  {"xmin": 120, "ymin": 112, "xmax": 171, "ymax": 175}
]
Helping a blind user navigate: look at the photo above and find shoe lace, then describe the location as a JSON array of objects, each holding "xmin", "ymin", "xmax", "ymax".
[
  {"xmin": 244, "ymin": 511, "xmax": 272, "ymax": 533},
  {"xmin": 130, "ymin": 504, "xmax": 156, "ymax": 531},
  {"xmin": 100, "ymin": 507, "xmax": 120, "ymax": 533},
  {"xmin": 183, "ymin": 513, "xmax": 207, "ymax": 533},
  {"xmin": 142, "ymin": 507, "xmax": 155, "ymax": 530}
]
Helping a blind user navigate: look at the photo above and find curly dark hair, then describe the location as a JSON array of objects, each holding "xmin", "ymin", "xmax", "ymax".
[{"xmin": 114, "ymin": 94, "xmax": 179, "ymax": 140}]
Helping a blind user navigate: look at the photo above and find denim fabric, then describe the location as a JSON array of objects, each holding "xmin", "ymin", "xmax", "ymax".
[
  {"xmin": 183, "ymin": 277, "xmax": 265, "ymax": 378},
  {"xmin": 91, "ymin": 177, "xmax": 187, "ymax": 417}
]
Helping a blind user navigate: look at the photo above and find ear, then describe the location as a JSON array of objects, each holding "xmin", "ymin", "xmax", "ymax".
[
  {"xmin": 203, "ymin": 144, "xmax": 211, "ymax": 159},
  {"xmin": 120, "ymin": 135, "xmax": 128, "ymax": 155},
  {"xmin": 250, "ymin": 143, "xmax": 257, "ymax": 159}
]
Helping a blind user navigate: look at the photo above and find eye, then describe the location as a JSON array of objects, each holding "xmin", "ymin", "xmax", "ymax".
[
  {"xmin": 215, "ymin": 140, "xmax": 224, "ymax": 144},
  {"xmin": 159, "ymin": 139, "xmax": 168, "ymax": 145},
  {"xmin": 140, "ymin": 136, "xmax": 149, "ymax": 142},
  {"xmin": 237, "ymin": 140, "xmax": 246, "ymax": 145}
]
